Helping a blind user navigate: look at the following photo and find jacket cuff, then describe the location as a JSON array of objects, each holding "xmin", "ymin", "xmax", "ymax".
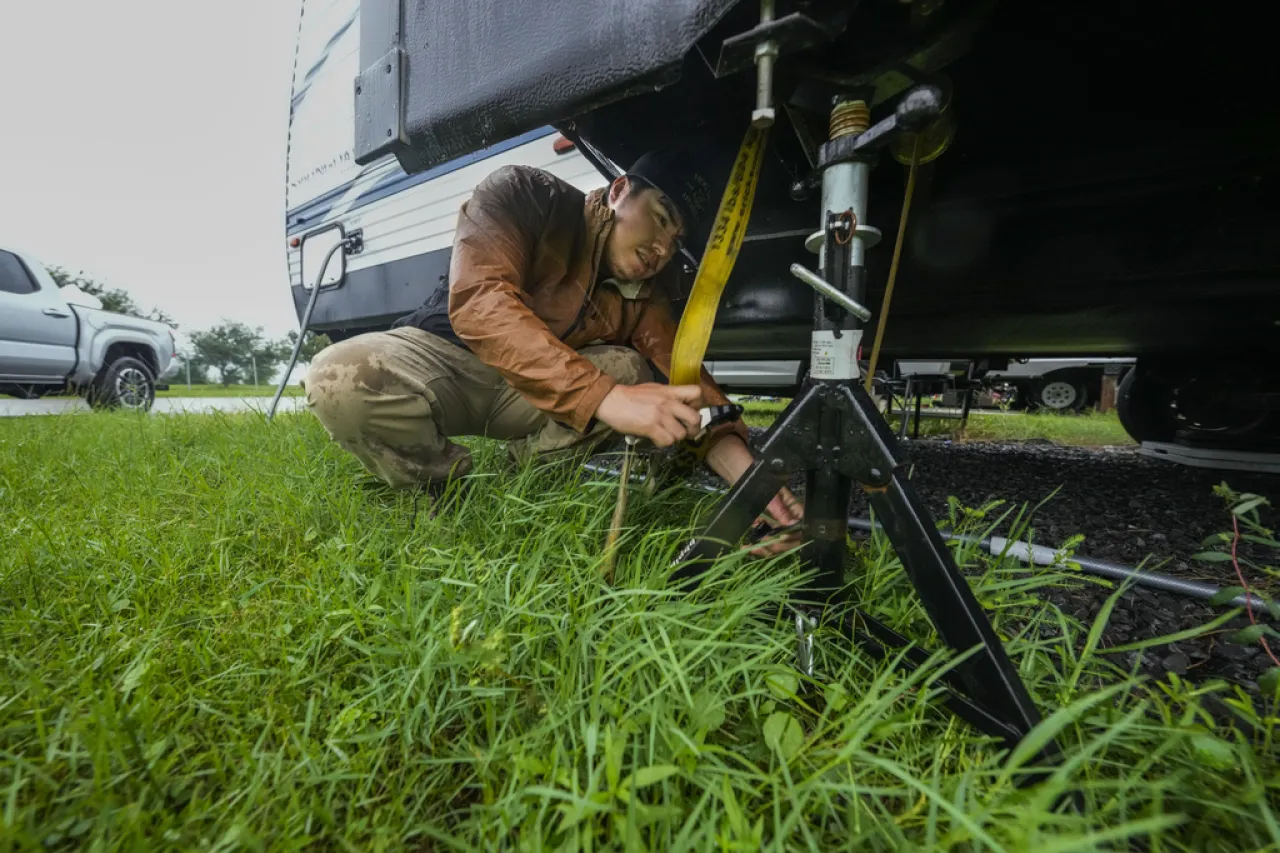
[
  {"xmin": 709, "ymin": 417, "xmax": 750, "ymax": 451},
  {"xmin": 572, "ymin": 371, "xmax": 618, "ymax": 434},
  {"xmin": 688, "ymin": 415, "xmax": 750, "ymax": 460}
]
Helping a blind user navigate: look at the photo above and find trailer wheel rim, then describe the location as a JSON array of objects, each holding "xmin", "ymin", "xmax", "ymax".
[
  {"xmin": 115, "ymin": 367, "xmax": 151, "ymax": 409},
  {"xmin": 1040, "ymin": 380, "xmax": 1078, "ymax": 410}
]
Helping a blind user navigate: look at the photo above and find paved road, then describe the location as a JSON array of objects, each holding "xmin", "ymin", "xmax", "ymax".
[{"xmin": 0, "ymin": 396, "xmax": 309, "ymax": 417}]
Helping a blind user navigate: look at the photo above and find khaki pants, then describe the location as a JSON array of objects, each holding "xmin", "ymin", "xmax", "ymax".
[{"xmin": 301, "ymin": 326, "xmax": 652, "ymax": 488}]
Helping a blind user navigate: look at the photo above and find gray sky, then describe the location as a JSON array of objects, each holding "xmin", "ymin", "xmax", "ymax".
[{"xmin": 1, "ymin": 0, "xmax": 302, "ymax": 342}]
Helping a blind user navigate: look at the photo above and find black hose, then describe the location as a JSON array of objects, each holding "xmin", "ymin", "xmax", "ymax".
[
  {"xmin": 269, "ymin": 240, "xmax": 345, "ymax": 421},
  {"xmin": 845, "ymin": 518, "xmax": 1272, "ymax": 614},
  {"xmin": 580, "ymin": 461, "xmax": 1273, "ymax": 616}
]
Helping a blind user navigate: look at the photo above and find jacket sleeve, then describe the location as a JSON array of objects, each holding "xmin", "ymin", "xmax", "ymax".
[
  {"xmin": 626, "ymin": 273, "xmax": 751, "ymax": 453},
  {"xmin": 447, "ymin": 167, "xmax": 616, "ymax": 433}
]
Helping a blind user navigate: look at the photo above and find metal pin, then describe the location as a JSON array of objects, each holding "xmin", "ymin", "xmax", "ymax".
[
  {"xmin": 795, "ymin": 610, "xmax": 815, "ymax": 678},
  {"xmin": 790, "ymin": 264, "xmax": 873, "ymax": 321}
]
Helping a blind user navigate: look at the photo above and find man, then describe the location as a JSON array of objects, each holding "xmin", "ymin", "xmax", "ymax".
[{"xmin": 303, "ymin": 147, "xmax": 802, "ymax": 541}]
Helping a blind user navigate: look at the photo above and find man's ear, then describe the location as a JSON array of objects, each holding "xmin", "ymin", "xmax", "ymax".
[{"xmin": 607, "ymin": 175, "xmax": 631, "ymax": 208}]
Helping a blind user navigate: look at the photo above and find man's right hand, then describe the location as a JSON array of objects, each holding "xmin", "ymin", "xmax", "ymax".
[{"xmin": 595, "ymin": 383, "xmax": 704, "ymax": 447}]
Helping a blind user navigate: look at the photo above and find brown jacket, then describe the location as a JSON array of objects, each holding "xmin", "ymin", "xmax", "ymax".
[{"xmin": 436, "ymin": 164, "xmax": 748, "ymax": 450}]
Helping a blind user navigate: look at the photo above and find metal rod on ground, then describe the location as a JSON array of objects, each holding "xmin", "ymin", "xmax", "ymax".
[
  {"xmin": 602, "ymin": 436, "xmax": 637, "ymax": 581},
  {"xmin": 579, "ymin": 461, "xmax": 1274, "ymax": 615},
  {"xmin": 269, "ymin": 241, "xmax": 345, "ymax": 421},
  {"xmin": 845, "ymin": 518, "xmax": 1272, "ymax": 613}
]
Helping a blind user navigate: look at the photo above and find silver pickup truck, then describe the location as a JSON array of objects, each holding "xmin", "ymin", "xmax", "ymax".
[{"xmin": 0, "ymin": 244, "xmax": 177, "ymax": 411}]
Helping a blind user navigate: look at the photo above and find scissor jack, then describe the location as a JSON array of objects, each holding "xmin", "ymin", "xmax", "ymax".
[{"xmin": 670, "ymin": 84, "xmax": 1062, "ymax": 770}]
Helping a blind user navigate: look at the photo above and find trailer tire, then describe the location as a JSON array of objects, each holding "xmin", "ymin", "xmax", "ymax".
[
  {"xmin": 1116, "ymin": 365, "xmax": 1175, "ymax": 443},
  {"xmin": 1030, "ymin": 370, "xmax": 1090, "ymax": 412}
]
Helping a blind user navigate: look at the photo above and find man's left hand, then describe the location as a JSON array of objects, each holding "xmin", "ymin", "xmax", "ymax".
[
  {"xmin": 703, "ymin": 434, "xmax": 806, "ymax": 556},
  {"xmin": 750, "ymin": 485, "xmax": 805, "ymax": 556}
]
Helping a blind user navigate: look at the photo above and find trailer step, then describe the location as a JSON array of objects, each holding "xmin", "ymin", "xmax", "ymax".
[{"xmin": 1138, "ymin": 441, "xmax": 1280, "ymax": 474}]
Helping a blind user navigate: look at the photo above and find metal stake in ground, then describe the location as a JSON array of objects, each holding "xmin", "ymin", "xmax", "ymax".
[
  {"xmin": 603, "ymin": 405, "xmax": 744, "ymax": 581},
  {"xmin": 602, "ymin": 435, "xmax": 638, "ymax": 582}
]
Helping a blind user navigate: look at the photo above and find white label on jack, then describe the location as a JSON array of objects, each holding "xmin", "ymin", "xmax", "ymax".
[{"xmin": 810, "ymin": 330, "xmax": 861, "ymax": 380}]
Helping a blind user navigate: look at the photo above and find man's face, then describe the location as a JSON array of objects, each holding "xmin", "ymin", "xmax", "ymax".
[{"xmin": 603, "ymin": 176, "xmax": 685, "ymax": 281}]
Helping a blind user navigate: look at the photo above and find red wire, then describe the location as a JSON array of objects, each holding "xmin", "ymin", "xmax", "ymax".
[
  {"xmin": 833, "ymin": 210, "xmax": 854, "ymax": 245},
  {"xmin": 1231, "ymin": 514, "xmax": 1280, "ymax": 668}
]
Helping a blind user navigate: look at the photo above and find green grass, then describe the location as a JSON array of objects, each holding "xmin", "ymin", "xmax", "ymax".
[
  {"xmin": 156, "ymin": 384, "xmax": 303, "ymax": 398},
  {"xmin": 743, "ymin": 400, "xmax": 1136, "ymax": 447},
  {"xmin": 2, "ymin": 413, "xmax": 1276, "ymax": 850}
]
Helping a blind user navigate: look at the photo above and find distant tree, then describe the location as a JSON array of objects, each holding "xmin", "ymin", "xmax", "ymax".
[
  {"xmin": 45, "ymin": 265, "xmax": 177, "ymax": 327},
  {"xmin": 172, "ymin": 341, "xmax": 211, "ymax": 385},
  {"xmin": 286, "ymin": 330, "xmax": 333, "ymax": 366},
  {"xmin": 189, "ymin": 321, "xmax": 291, "ymax": 386}
]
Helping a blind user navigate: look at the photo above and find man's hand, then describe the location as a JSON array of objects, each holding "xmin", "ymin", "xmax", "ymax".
[
  {"xmin": 753, "ymin": 485, "xmax": 805, "ymax": 556},
  {"xmin": 595, "ymin": 383, "xmax": 704, "ymax": 447},
  {"xmin": 704, "ymin": 434, "xmax": 807, "ymax": 555}
]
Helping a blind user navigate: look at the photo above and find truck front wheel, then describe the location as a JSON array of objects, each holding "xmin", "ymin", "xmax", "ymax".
[{"xmin": 87, "ymin": 356, "xmax": 156, "ymax": 412}]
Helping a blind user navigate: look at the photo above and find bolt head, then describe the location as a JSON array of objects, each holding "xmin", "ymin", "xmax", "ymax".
[
  {"xmin": 896, "ymin": 85, "xmax": 943, "ymax": 130},
  {"xmin": 770, "ymin": 457, "xmax": 786, "ymax": 472}
]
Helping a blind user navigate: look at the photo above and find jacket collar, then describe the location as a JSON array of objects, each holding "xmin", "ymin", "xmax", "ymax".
[{"xmin": 583, "ymin": 187, "xmax": 652, "ymax": 300}]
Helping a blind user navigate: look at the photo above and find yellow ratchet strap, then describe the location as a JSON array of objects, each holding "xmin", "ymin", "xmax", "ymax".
[{"xmin": 669, "ymin": 123, "xmax": 770, "ymax": 458}]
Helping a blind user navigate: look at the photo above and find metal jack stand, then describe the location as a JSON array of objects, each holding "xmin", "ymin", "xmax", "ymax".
[{"xmin": 671, "ymin": 85, "xmax": 1061, "ymax": 772}]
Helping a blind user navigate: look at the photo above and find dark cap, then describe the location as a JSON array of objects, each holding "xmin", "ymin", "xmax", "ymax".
[{"xmin": 625, "ymin": 143, "xmax": 727, "ymax": 261}]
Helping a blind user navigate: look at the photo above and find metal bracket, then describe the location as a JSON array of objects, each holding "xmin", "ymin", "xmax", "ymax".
[
  {"xmin": 708, "ymin": 12, "xmax": 837, "ymax": 79},
  {"xmin": 354, "ymin": 48, "xmax": 407, "ymax": 164},
  {"xmin": 818, "ymin": 85, "xmax": 944, "ymax": 168}
]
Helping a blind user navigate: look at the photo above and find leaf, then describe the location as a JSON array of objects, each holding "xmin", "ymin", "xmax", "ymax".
[
  {"xmin": 1233, "ymin": 496, "xmax": 1268, "ymax": 516},
  {"xmin": 691, "ymin": 689, "xmax": 725, "ymax": 733},
  {"xmin": 120, "ymin": 653, "xmax": 151, "ymax": 697},
  {"xmin": 824, "ymin": 682, "xmax": 849, "ymax": 714},
  {"xmin": 631, "ymin": 764, "xmax": 679, "ymax": 788},
  {"xmin": 719, "ymin": 777, "xmax": 748, "ymax": 839},
  {"xmin": 1201, "ymin": 532, "xmax": 1231, "ymax": 547},
  {"xmin": 762, "ymin": 711, "xmax": 804, "ymax": 761},
  {"xmin": 1227, "ymin": 624, "xmax": 1277, "ymax": 645},
  {"xmin": 766, "ymin": 671, "xmax": 798, "ymax": 702},
  {"xmin": 1259, "ymin": 668, "xmax": 1280, "ymax": 697},
  {"xmin": 1079, "ymin": 584, "xmax": 1125, "ymax": 672},
  {"xmin": 517, "ymin": 755, "xmax": 548, "ymax": 776},
  {"xmin": 1259, "ymin": 666, "xmax": 1280, "ymax": 696},
  {"xmin": 998, "ymin": 681, "xmax": 1132, "ymax": 784},
  {"xmin": 555, "ymin": 801, "xmax": 599, "ymax": 832},
  {"xmin": 1209, "ymin": 586, "xmax": 1246, "ymax": 606},
  {"xmin": 1191, "ymin": 551, "xmax": 1234, "ymax": 563},
  {"xmin": 1102, "ymin": 607, "xmax": 1242, "ymax": 654},
  {"xmin": 144, "ymin": 737, "xmax": 169, "ymax": 762},
  {"xmin": 1189, "ymin": 733, "xmax": 1236, "ymax": 770},
  {"xmin": 628, "ymin": 802, "xmax": 684, "ymax": 829},
  {"xmin": 604, "ymin": 726, "xmax": 625, "ymax": 791}
]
